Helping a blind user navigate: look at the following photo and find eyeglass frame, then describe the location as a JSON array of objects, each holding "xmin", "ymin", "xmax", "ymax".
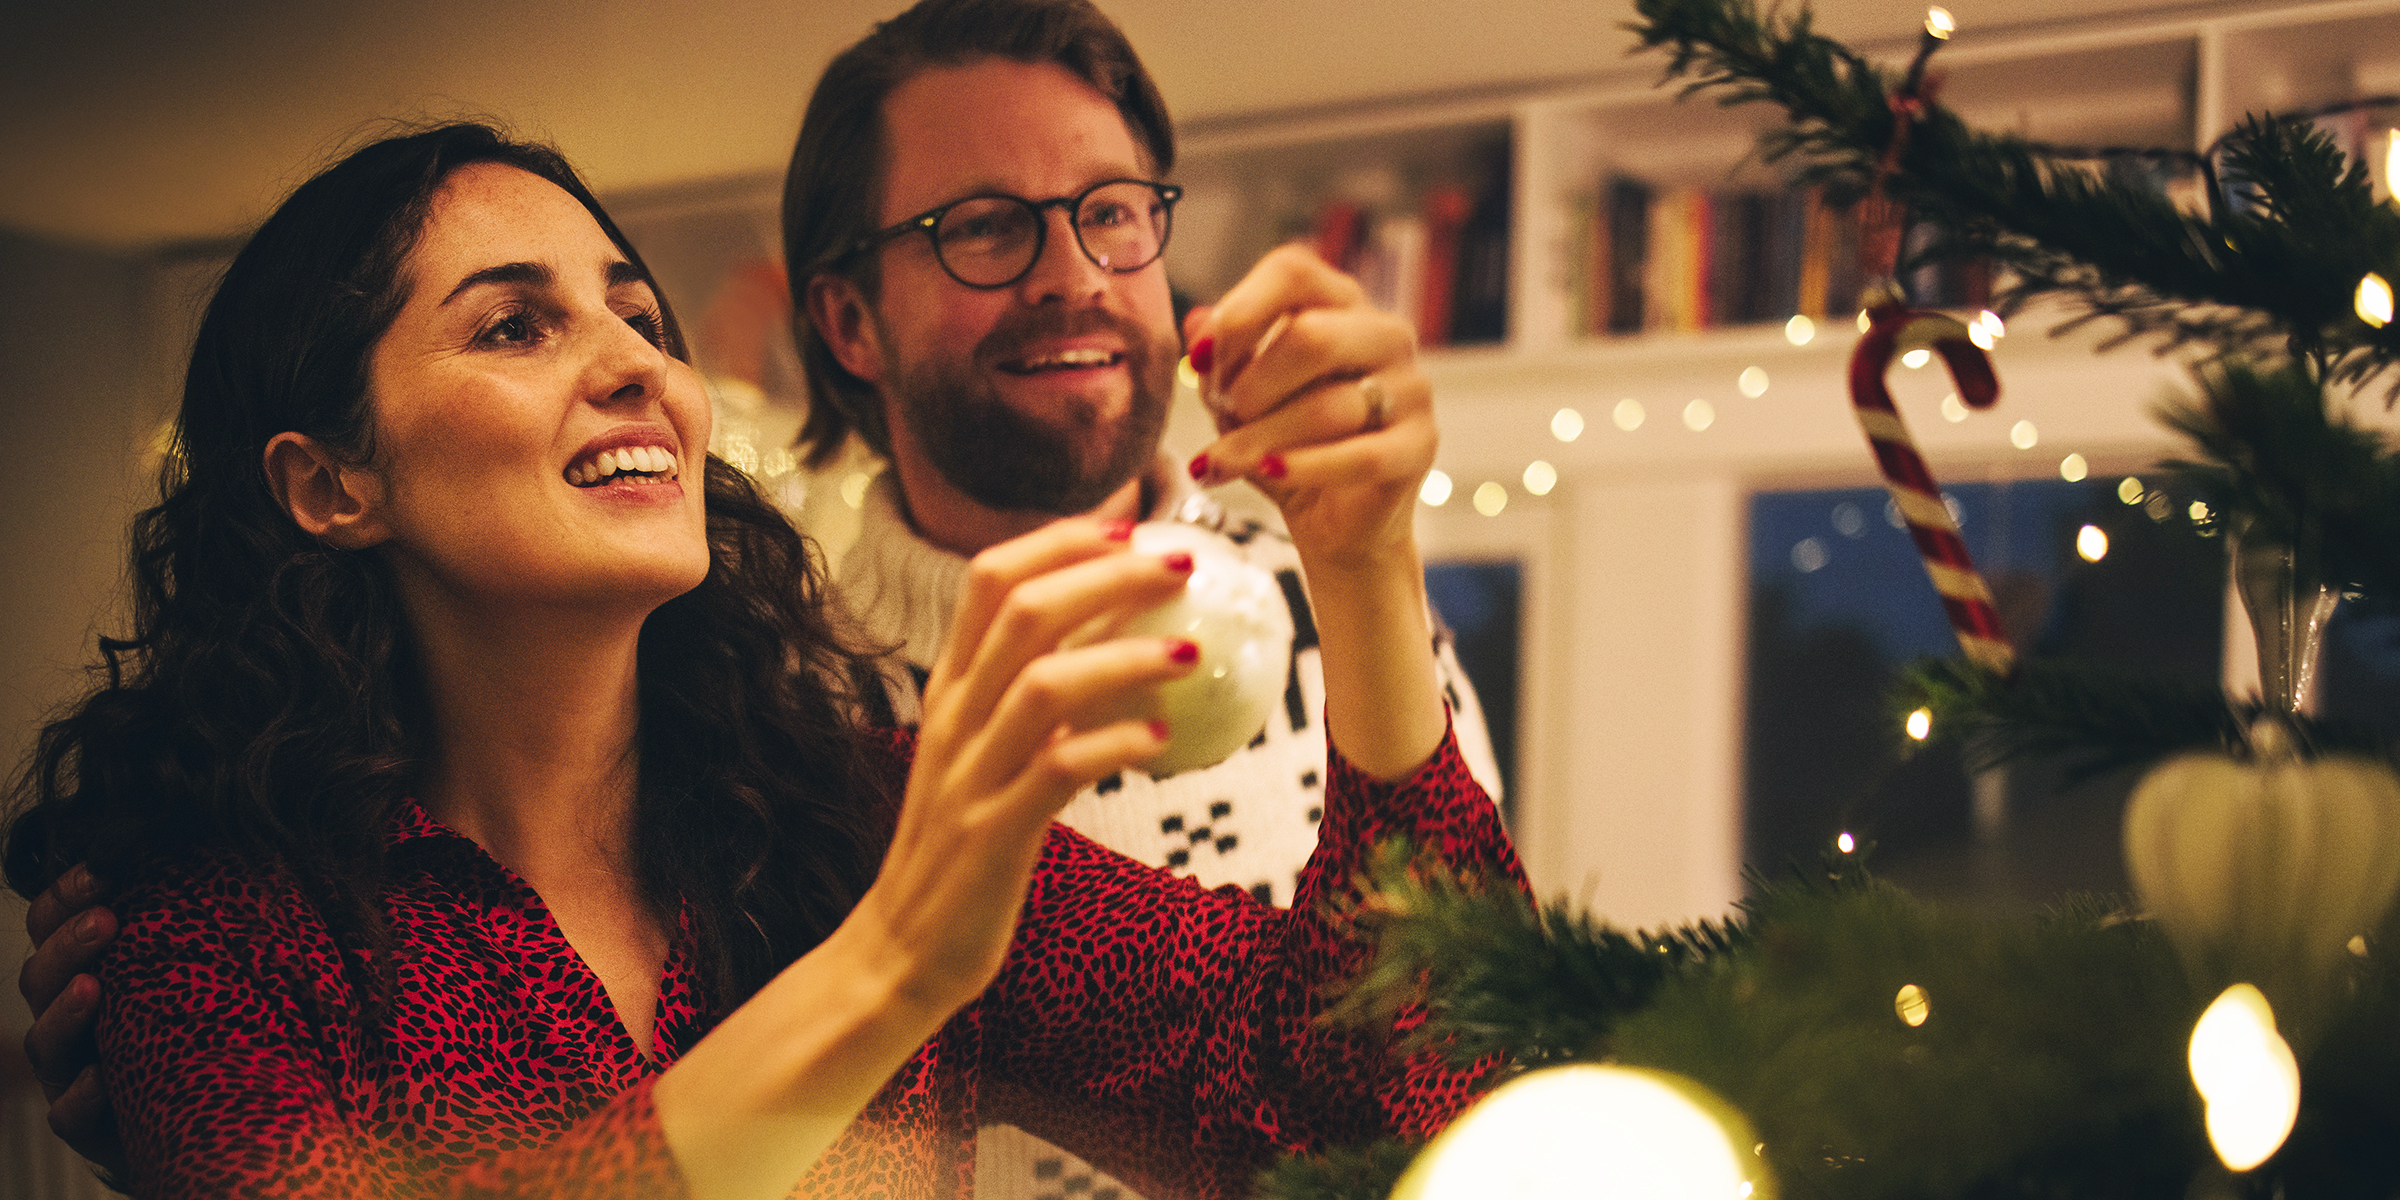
[{"xmin": 833, "ymin": 177, "xmax": 1184, "ymax": 290}]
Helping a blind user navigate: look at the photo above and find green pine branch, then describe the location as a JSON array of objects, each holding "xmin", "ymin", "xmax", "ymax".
[
  {"xmin": 1628, "ymin": 0, "xmax": 2400, "ymax": 394},
  {"xmin": 1325, "ymin": 840, "xmax": 1752, "ymax": 1071}
]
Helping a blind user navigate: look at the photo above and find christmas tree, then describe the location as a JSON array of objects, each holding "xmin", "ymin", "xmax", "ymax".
[{"xmin": 1262, "ymin": 2, "xmax": 2400, "ymax": 1196}]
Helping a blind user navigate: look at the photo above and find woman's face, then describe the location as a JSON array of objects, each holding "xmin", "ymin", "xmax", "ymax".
[{"xmin": 361, "ymin": 162, "xmax": 711, "ymax": 621}]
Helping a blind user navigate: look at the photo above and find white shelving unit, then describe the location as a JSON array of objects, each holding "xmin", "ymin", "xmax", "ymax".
[{"xmin": 1168, "ymin": 0, "xmax": 2400, "ymax": 926}]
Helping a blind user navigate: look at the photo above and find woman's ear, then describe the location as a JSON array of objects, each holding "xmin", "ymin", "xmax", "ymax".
[
  {"xmin": 263, "ymin": 433, "xmax": 389, "ymax": 549},
  {"xmin": 806, "ymin": 273, "xmax": 885, "ymax": 385}
]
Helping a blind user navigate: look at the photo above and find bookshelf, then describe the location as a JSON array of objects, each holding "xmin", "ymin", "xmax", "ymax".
[{"xmin": 1164, "ymin": 0, "xmax": 2400, "ymax": 928}]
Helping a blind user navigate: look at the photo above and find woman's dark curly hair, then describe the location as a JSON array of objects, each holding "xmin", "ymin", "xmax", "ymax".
[{"xmin": 2, "ymin": 122, "xmax": 895, "ymax": 1008}]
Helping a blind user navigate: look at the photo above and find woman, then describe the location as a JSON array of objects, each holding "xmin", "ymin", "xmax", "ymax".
[{"xmin": 2, "ymin": 124, "xmax": 1518, "ymax": 1199}]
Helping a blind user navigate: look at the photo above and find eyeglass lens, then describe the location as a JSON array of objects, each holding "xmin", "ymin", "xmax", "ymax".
[{"xmin": 933, "ymin": 182, "xmax": 1170, "ymax": 287}]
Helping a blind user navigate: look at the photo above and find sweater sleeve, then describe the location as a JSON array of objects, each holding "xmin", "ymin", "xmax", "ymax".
[
  {"xmin": 98, "ymin": 858, "xmax": 690, "ymax": 1200},
  {"xmin": 974, "ymin": 717, "xmax": 1527, "ymax": 1200}
]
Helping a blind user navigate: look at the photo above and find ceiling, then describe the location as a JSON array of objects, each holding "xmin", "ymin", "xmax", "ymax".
[{"xmin": 3, "ymin": 0, "xmax": 2285, "ymax": 251}]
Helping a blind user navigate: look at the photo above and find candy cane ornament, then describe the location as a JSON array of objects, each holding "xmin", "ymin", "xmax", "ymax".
[{"xmin": 1849, "ymin": 299, "xmax": 2015, "ymax": 675}]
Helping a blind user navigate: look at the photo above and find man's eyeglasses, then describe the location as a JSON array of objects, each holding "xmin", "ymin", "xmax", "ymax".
[{"xmin": 841, "ymin": 178, "xmax": 1183, "ymax": 290}]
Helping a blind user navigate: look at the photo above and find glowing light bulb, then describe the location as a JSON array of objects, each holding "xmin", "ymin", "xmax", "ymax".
[
  {"xmin": 2059, "ymin": 453, "xmax": 2089, "ymax": 482},
  {"xmin": 1420, "ymin": 470, "xmax": 1453, "ymax": 507},
  {"xmin": 1968, "ymin": 323, "xmax": 1995, "ymax": 350},
  {"xmin": 1389, "ymin": 1065, "xmax": 1760, "ymax": 1200},
  {"xmin": 1925, "ymin": 6, "xmax": 1955, "ymax": 38},
  {"xmin": 1474, "ymin": 481, "xmax": 1509, "ymax": 517},
  {"xmin": 2387, "ymin": 129, "xmax": 2400, "ymax": 206},
  {"xmin": 1895, "ymin": 984, "xmax": 1930, "ymax": 1026},
  {"xmin": 1738, "ymin": 366, "xmax": 1770, "ymax": 397},
  {"xmin": 1683, "ymin": 399, "xmax": 1716, "ymax": 432},
  {"xmin": 1785, "ymin": 314, "xmax": 1816, "ymax": 345},
  {"xmin": 2189, "ymin": 984, "xmax": 2299, "ymax": 1172},
  {"xmin": 1523, "ymin": 460, "xmax": 1558, "ymax": 496},
  {"xmin": 2118, "ymin": 476, "xmax": 2146, "ymax": 505},
  {"xmin": 1940, "ymin": 392, "xmax": 1969, "ymax": 423},
  {"xmin": 1901, "ymin": 347, "xmax": 1932, "ymax": 369},
  {"xmin": 1552, "ymin": 407, "xmax": 1586, "ymax": 442},
  {"xmin": 1906, "ymin": 707, "xmax": 1932, "ymax": 741},
  {"xmin": 2358, "ymin": 272, "xmax": 2393, "ymax": 328},
  {"xmin": 2010, "ymin": 420, "xmax": 2039, "ymax": 449},
  {"xmin": 1977, "ymin": 309, "xmax": 2005, "ymax": 340},
  {"xmin": 2077, "ymin": 524, "xmax": 2109, "ymax": 562},
  {"xmin": 1837, "ymin": 831, "xmax": 1857, "ymax": 854},
  {"xmin": 2189, "ymin": 499, "xmax": 2212, "ymax": 523},
  {"xmin": 1613, "ymin": 399, "xmax": 1646, "ymax": 432}
]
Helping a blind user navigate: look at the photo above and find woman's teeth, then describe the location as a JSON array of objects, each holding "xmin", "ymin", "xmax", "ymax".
[{"xmin": 567, "ymin": 445, "xmax": 677, "ymax": 486}]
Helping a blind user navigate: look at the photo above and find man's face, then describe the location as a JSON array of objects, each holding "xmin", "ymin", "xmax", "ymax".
[{"xmin": 860, "ymin": 57, "xmax": 1178, "ymax": 514}]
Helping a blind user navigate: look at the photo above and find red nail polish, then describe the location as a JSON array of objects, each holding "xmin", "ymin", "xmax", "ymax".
[
  {"xmin": 1169, "ymin": 639, "xmax": 1200, "ymax": 664},
  {"xmin": 1100, "ymin": 517, "xmax": 1135, "ymax": 541},
  {"xmin": 1187, "ymin": 452, "xmax": 1211, "ymax": 481},
  {"xmin": 1260, "ymin": 453, "xmax": 1287, "ymax": 481},
  {"xmin": 1164, "ymin": 551, "xmax": 1194, "ymax": 573},
  {"xmin": 1189, "ymin": 335, "xmax": 1214, "ymax": 376},
  {"xmin": 1148, "ymin": 718, "xmax": 1172, "ymax": 740}
]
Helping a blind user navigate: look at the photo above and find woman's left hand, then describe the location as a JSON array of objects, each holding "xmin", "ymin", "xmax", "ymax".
[
  {"xmin": 1183, "ymin": 243, "xmax": 1435, "ymax": 575},
  {"xmin": 1181, "ymin": 243, "xmax": 1448, "ymax": 781}
]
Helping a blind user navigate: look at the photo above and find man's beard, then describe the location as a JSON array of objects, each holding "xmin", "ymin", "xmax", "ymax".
[{"xmin": 886, "ymin": 306, "xmax": 1174, "ymax": 515}]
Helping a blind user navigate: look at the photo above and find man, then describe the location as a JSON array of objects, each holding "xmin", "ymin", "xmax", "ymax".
[
  {"xmin": 18, "ymin": 1, "xmax": 1502, "ymax": 1194},
  {"xmin": 776, "ymin": 3, "xmax": 1500, "ymax": 1195}
]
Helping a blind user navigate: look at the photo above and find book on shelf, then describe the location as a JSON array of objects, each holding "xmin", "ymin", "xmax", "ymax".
[
  {"xmin": 1295, "ymin": 146, "xmax": 1510, "ymax": 348},
  {"xmin": 1577, "ymin": 176, "xmax": 1994, "ymax": 337}
]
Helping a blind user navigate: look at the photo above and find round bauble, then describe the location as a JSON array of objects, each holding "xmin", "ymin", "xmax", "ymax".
[{"xmin": 1120, "ymin": 522, "xmax": 1294, "ymax": 776}]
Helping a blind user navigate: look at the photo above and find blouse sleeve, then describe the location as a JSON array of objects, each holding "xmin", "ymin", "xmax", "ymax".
[
  {"xmin": 974, "ymin": 717, "xmax": 1527, "ymax": 1200},
  {"xmin": 98, "ymin": 857, "xmax": 691, "ymax": 1200}
]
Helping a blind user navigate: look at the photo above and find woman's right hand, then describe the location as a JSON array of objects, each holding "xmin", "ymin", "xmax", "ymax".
[
  {"xmin": 855, "ymin": 516, "xmax": 1199, "ymax": 1011},
  {"xmin": 657, "ymin": 516, "xmax": 1197, "ymax": 1200}
]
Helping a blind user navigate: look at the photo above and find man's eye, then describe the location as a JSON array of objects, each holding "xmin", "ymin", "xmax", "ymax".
[{"xmin": 1082, "ymin": 201, "xmax": 1135, "ymax": 229}]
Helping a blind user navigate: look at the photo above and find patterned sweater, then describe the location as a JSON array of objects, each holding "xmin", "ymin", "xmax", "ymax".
[
  {"xmin": 99, "ymin": 730, "xmax": 1524, "ymax": 1199},
  {"xmin": 834, "ymin": 467, "xmax": 1508, "ymax": 1200}
]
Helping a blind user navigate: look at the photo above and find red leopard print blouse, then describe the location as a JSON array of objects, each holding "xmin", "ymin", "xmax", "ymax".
[{"xmin": 99, "ymin": 727, "xmax": 1523, "ymax": 1198}]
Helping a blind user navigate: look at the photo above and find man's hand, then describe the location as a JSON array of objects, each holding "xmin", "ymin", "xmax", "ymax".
[{"xmin": 19, "ymin": 864, "xmax": 127, "ymax": 1177}]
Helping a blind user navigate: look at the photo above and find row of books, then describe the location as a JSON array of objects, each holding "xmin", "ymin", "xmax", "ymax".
[
  {"xmin": 1296, "ymin": 149, "xmax": 1512, "ymax": 348},
  {"xmin": 1572, "ymin": 179, "xmax": 1992, "ymax": 337}
]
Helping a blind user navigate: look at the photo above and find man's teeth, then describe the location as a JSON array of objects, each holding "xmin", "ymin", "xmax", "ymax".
[
  {"xmin": 1021, "ymin": 348, "xmax": 1117, "ymax": 369},
  {"xmin": 567, "ymin": 445, "xmax": 677, "ymax": 485}
]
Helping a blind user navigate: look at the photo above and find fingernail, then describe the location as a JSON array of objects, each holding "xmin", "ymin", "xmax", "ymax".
[
  {"xmin": 1260, "ymin": 453, "xmax": 1287, "ymax": 481},
  {"xmin": 1163, "ymin": 551, "xmax": 1193, "ymax": 573},
  {"xmin": 1100, "ymin": 517, "xmax": 1135, "ymax": 541},
  {"xmin": 1189, "ymin": 335, "xmax": 1214, "ymax": 376},
  {"xmin": 1186, "ymin": 452, "xmax": 1211, "ymax": 482},
  {"xmin": 74, "ymin": 910, "xmax": 105, "ymax": 941},
  {"xmin": 1148, "ymin": 718, "xmax": 1172, "ymax": 741},
  {"xmin": 1169, "ymin": 639, "xmax": 1200, "ymax": 664}
]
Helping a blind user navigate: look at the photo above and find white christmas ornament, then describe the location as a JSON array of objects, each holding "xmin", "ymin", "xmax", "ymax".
[
  {"xmin": 1118, "ymin": 522, "xmax": 1294, "ymax": 776},
  {"xmin": 2121, "ymin": 731, "xmax": 2400, "ymax": 1017},
  {"xmin": 1391, "ymin": 1064, "xmax": 1763, "ymax": 1200}
]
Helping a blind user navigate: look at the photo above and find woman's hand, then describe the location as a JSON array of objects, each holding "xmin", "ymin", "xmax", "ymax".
[
  {"xmin": 1183, "ymin": 243, "xmax": 1436, "ymax": 575},
  {"xmin": 1181, "ymin": 244, "xmax": 1449, "ymax": 780},
  {"xmin": 659, "ymin": 517, "xmax": 1197, "ymax": 1200},
  {"xmin": 859, "ymin": 517, "xmax": 1201, "ymax": 1009}
]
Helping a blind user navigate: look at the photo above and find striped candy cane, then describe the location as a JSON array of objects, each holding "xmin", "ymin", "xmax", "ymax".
[{"xmin": 1849, "ymin": 299, "xmax": 2015, "ymax": 675}]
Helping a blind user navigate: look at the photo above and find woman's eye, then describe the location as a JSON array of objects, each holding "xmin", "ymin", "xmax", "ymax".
[
  {"xmin": 478, "ymin": 311, "xmax": 539, "ymax": 346},
  {"xmin": 623, "ymin": 307, "xmax": 668, "ymax": 348}
]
